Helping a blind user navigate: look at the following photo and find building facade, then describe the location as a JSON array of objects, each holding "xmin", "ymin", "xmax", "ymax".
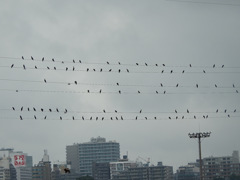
[
  {"xmin": 66, "ymin": 137, "xmax": 120, "ymax": 176},
  {"xmin": 175, "ymin": 164, "xmax": 199, "ymax": 180}
]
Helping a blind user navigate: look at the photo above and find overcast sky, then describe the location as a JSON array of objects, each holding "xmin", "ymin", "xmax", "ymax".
[{"xmin": 0, "ymin": 0, "xmax": 240, "ymax": 171}]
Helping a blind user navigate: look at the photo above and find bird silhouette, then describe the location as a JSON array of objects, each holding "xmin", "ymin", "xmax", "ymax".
[
  {"xmin": 234, "ymin": 109, "xmax": 236, "ymax": 113},
  {"xmin": 20, "ymin": 116, "xmax": 23, "ymax": 120},
  {"xmin": 100, "ymin": 68, "xmax": 102, "ymax": 72},
  {"xmin": 23, "ymin": 65, "xmax": 26, "ymax": 70},
  {"xmin": 99, "ymin": 89, "xmax": 102, "ymax": 93},
  {"xmin": 79, "ymin": 60, "xmax": 81, "ymax": 63},
  {"xmin": 103, "ymin": 109, "xmax": 106, "ymax": 113},
  {"xmin": 110, "ymin": 117, "xmax": 113, "ymax": 120},
  {"xmin": 138, "ymin": 91, "xmax": 140, "ymax": 94},
  {"xmin": 236, "ymin": 90, "xmax": 239, "ymax": 93},
  {"xmin": 187, "ymin": 109, "xmax": 189, "ymax": 113},
  {"xmin": 164, "ymin": 91, "xmax": 166, "ymax": 94},
  {"xmin": 194, "ymin": 116, "xmax": 196, "ymax": 119},
  {"xmin": 33, "ymin": 107, "xmax": 36, "ymax": 111},
  {"xmin": 56, "ymin": 108, "xmax": 59, "ymax": 112},
  {"xmin": 154, "ymin": 117, "xmax": 157, "ymax": 120},
  {"xmin": 215, "ymin": 84, "xmax": 217, "ymax": 88},
  {"xmin": 109, "ymin": 69, "xmax": 112, "ymax": 72},
  {"xmin": 21, "ymin": 107, "xmax": 23, "ymax": 111},
  {"xmin": 11, "ymin": 64, "xmax": 14, "ymax": 68},
  {"xmin": 49, "ymin": 109, "xmax": 52, "ymax": 112},
  {"xmin": 216, "ymin": 109, "xmax": 218, "ymax": 113},
  {"xmin": 116, "ymin": 83, "xmax": 119, "ymax": 86},
  {"xmin": 135, "ymin": 116, "xmax": 138, "ymax": 120},
  {"xmin": 116, "ymin": 117, "xmax": 118, "ymax": 120},
  {"xmin": 233, "ymin": 84, "xmax": 235, "ymax": 88},
  {"xmin": 102, "ymin": 117, "xmax": 104, "ymax": 120},
  {"xmin": 22, "ymin": 56, "xmax": 24, "ymax": 60},
  {"xmin": 145, "ymin": 117, "xmax": 147, "ymax": 120},
  {"xmin": 87, "ymin": 68, "xmax": 89, "ymax": 71},
  {"xmin": 161, "ymin": 70, "xmax": 164, "ymax": 73},
  {"xmin": 213, "ymin": 64, "xmax": 215, "ymax": 68},
  {"xmin": 155, "ymin": 64, "xmax": 158, "ymax": 66},
  {"xmin": 96, "ymin": 117, "xmax": 98, "ymax": 120},
  {"xmin": 121, "ymin": 116, "xmax": 123, "ymax": 120},
  {"xmin": 169, "ymin": 117, "xmax": 171, "ymax": 119},
  {"xmin": 182, "ymin": 70, "xmax": 185, "ymax": 73},
  {"xmin": 224, "ymin": 109, "xmax": 227, "ymax": 113},
  {"xmin": 44, "ymin": 79, "xmax": 47, "ymax": 83},
  {"xmin": 72, "ymin": 116, "xmax": 75, "ymax": 120},
  {"xmin": 222, "ymin": 65, "xmax": 224, "ymax": 68},
  {"xmin": 28, "ymin": 107, "xmax": 30, "ymax": 111},
  {"xmin": 12, "ymin": 107, "xmax": 15, "ymax": 111},
  {"xmin": 182, "ymin": 116, "xmax": 184, "ymax": 119},
  {"xmin": 175, "ymin": 110, "xmax": 177, "ymax": 113},
  {"xmin": 203, "ymin": 70, "xmax": 206, "ymax": 73},
  {"xmin": 74, "ymin": 81, "xmax": 77, "ymax": 85},
  {"xmin": 31, "ymin": 56, "xmax": 34, "ymax": 60},
  {"xmin": 115, "ymin": 110, "xmax": 117, "ymax": 113},
  {"xmin": 118, "ymin": 62, "xmax": 121, "ymax": 65},
  {"xmin": 170, "ymin": 70, "xmax": 173, "ymax": 73},
  {"xmin": 93, "ymin": 69, "xmax": 96, "ymax": 71},
  {"xmin": 160, "ymin": 83, "xmax": 163, "ymax": 87},
  {"xmin": 47, "ymin": 67, "xmax": 50, "ymax": 70},
  {"xmin": 73, "ymin": 59, "xmax": 75, "ymax": 63},
  {"xmin": 87, "ymin": 90, "xmax": 90, "ymax": 93},
  {"xmin": 42, "ymin": 57, "xmax": 44, "ymax": 61},
  {"xmin": 189, "ymin": 64, "xmax": 192, "ymax": 67},
  {"xmin": 145, "ymin": 63, "xmax": 148, "ymax": 66},
  {"xmin": 107, "ymin": 61, "xmax": 109, "ymax": 64},
  {"xmin": 118, "ymin": 90, "xmax": 121, "ymax": 94},
  {"xmin": 90, "ymin": 117, "xmax": 92, "ymax": 120},
  {"xmin": 52, "ymin": 58, "xmax": 55, "ymax": 62},
  {"xmin": 66, "ymin": 67, "xmax": 68, "ymax": 71},
  {"xmin": 140, "ymin": 109, "xmax": 142, "ymax": 113},
  {"xmin": 196, "ymin": 84, "xmax": 198, "ymax": 88},
  {"xmin": 82, "ymin": 116, "xmax": 84, "ymax": 120},
  {"xmin": 136, "ymin": 63, "xmax": 139, "ymax": 66},
  {"xmin": 176, "ymin": 84, "xmax": 179, "ymax": 87},
  {"xmin": 44, "ymin": 116, "xmax": 47, "ymax": 120},
  {"xmin": 41, "ymin": 108, "xmax": 44, "ymax": 112},
  {"xmin": 156, "ymin": 91, "xmax": 158, "ymax": 94},
  {"xmin": 64, "ymin": 109, "xmax": 67, "ymax": 113},
  {"xmin": 162, "ymin": 64, "xmax": 165, "ymax": 66},
  {"xmin": 118, "ymin": 69, "xmax": 121, "ymax": 73},
  {"xmin": 60, "ymin": 116, "xmax": 62, "ymax": 120},
  {"xmin": 73, "ymin": 67, "xmax": 75, "ymax": 71},
  {"xmin": 126, "ymin": 69, "xmax": 130, "ymax": 73},
  {"xmin": 176, "ymin": 116, "xmax": 178, "ymax": 119},
  {"xmin": 203, "ymin": 115, "xmax": 205, "ymax": 119}
]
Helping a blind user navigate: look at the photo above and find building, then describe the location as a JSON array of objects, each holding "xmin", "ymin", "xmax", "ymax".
[
  {"xmin": 32, "ymin": 150, "xmax": 51, "ymax": 180},
  {"xmin": 66, "ymin": 136, "xmax": 120, "ymax": 176},
  {"xmin": 111, "ymin": 162, "xmax": 173, "ymax": 180},
  {"xmin": 175, "ymin": 164, "xmax": 199, "ymax": 180},
  {"xmin": 92, "ymin": 162, "xmax": 110, "ymax": 180},
  {"xmin": 202, "ymin": 150, "xmax": 240, "ymax": 179},
  {"xmin": 0, "ymin": 156, "xmax": 17, "ymax": 180},
  {"xmin": 51, "ymin": 163, "xmax": 81, "ymax": 180}
]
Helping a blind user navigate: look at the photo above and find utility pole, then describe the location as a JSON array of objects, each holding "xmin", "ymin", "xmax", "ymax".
[{"xmin": 188, "ymin": 132, "xmax": 211, "ymax": 180}]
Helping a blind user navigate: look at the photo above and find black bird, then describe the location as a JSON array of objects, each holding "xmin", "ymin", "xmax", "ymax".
[
  {"xmin": 170, "ymin": 70, "xmax": 173, "ymax": 73},
  {"xmin": 182, "ymin": 116, "xmax": 184, "ymax": 119},
  {"xmin": 164, "ymin": 91, "xmax": 166, "ymax": 94},
  {"xmin": 87, "ymin": 90, "xmax": 90, "ymax": 93},
  {"xmin": 206, "ymin": 115, "xmax": 208, "ymax": 119},
  {"xmin": 116, "ymin": 83, "xmax": 119, "ymax": 86},
  {"xmin": 23, "ymin": 64, "xmax": 26, "ymax": 70},
  {"xmin": 11, "ymin": 64, "xmax": 14, "ymax": 68},
  {"xmin": 64, "ymin": 109, "xmax": 67, "ymax": 113},
  {"xmin": 115, "ymin": 110, "xmax": 117, "ymax": 113},
  {"xmin": 47, "ymin": 66, "xmax": 50, "ymax": 70},
  {"xmin": 72, "ymin": 116, "xmax": 75, "ymax": 120},
  {"xmin": 145, "ymin": 117, "xmax": 147, "ymax": 120},
  {"xmin": 176, "ymin": 116, "xmax": 178, "ymax": 119},
  {"xmin": 56, "ymin": 108, "xmax": 59, "ymax": 112},
  {"xmin": 21, "ymin": 106, "xmax": 23, "ymax": 111},
  {"xmin": 96, "ymin": 117, "xmax": 98, "ymax": 120},
  {"xmin": 73, "ymin": 59, "xmax": 75, "ymax": 63},
  {"xmin": 87, "ymin": 68, "xmax": 89, "ymax": 71},
  {"xmin": 82, "ymin": 116, "xmax": 84, "ymax": 120},
  {"xmin": 138, "ymin": 91, "xmax": 140, "ymax": 94},
  {"xmin": 155, "ymin": 64, "xmax": 158, "ymax": 66},
  {"xmin": 107, "ymin": 61, "xmax": 109, "ymax": 64},
  {"xmin": 41, "ymin": 108, "xmax": 44, "ymax": 112},
  {"xmin": 194, "ymin": 116, "xmax": 196, "ymax": 119},
  {"xmin": 22, "ymin": 56, "xmax": 24, "ymax": 60},
  {"xmin": 154, "ymin": 117, "xmax": 157, "ymax": 120},
  {"xmin": 118, "ymin": 69, "xmax": 121, "ymax": 73},
  {"xmin": 118, "ymin": 62, "xmax": 121, "ymax": 65},
  {"xmin": 42, "ymin": 57, "xmax": 44, "ymax": 61},
  {"xmin": 73, "ymin": 67, "xmax": 75, "ymax": 71},
  {"xmin": 189, "ymin": 64, "xmax": 192, "ymax": 67},
  {"xmin": 224, "ymin": 109, "xmax": 227, "ymax": 113},
  {"xmin": 74, "ymin": 81, "xmax": 77, "ymax": 85},
  {"xmin": 66, "ymin": 67, "xmax": 68, "ymax": 71},
  {"xmin": 187, "ymin": 109, "xmax": 189, "ymax": 113},
  {"xmin": 216, "ymin": 109, "xmax": 218, "ymax": 113},
  {"xmin": 31, "ymin": 56, "xmax": 34, "ymax": 60},
  {"xmin": 33, "ymin": 107, "xmax": 36, "ymax": 111},
  {"xmin": 116, "ymin": 117, "xmax": 118, "ymax": 120},
  {"xmin": 176, "ymin": 84, "xmax": 179, "ymax": 87},
  {"xmin": 236, "ymin": 90, "xmax": 239, "ymax": 93},
  {"xmin": 44, "ymin": 116, "xmax": 47, "ymax": 120},
  {"xmin": 182, "ymin": 70, "xmax": 185, "ymax": 73},
  {"xmin": 175, "ymin": 110, "xmax": 177, "ymax": 113},
  {"xmin": 34, "ymin": 115, "xmax": 37, "ymax": 119},
  {"xmin": 203, "ymin": 70, "xmax": 206, "ymax": 73},
  {"xmin": 213, "ymin": 64, "xmax": 215, "ymax": 68},
  {"xmin": 156, "ymin": 91, "xmax": 158, "ymax": 94},
  {"xmin": 196, "ymin": 84, "xmax": 198, "ymax": 88},
  {"xmin": 121, "ymin": 116, "xmax": 123, "ymax": 120},
  {"xmin": 135, "ymin": 116, "xmax": 138, "ymax": 120},
  {"xmin": 49, "ymin": 109, "xmax": 52, "ymax": 112},
  {"xmin": 12, "ymin": 107, "xmax": 15, "ymax": 111},
  {"xmin": 99, "ymin": 89, "xmax": 102, "ymax": 93},
  {"xmin": 100, "ymin": 68, "xmax": 102, "ymax": 72},
  {"xmin": 118, "ymin": 90, "xmax": 121, "ymax": 94},
  {"xmin": 136, "ymin": 63, "xmax": 139, "ymax": 66},
  {"xmin": 203, "ymin": 115, "xmax": 205, "ymax": 119},
  {"xmin": 169, "ymin": 117, "xmax": 171, "ymax": 119},
  {"xmin": 35, "ymin": 66, "xmax": 37, "ymax": 69},
  {"xmin": 60, "ymin": 116, "xmax": 62, "ymax": 120},
  {"xmin": 215, "ymin": 84, "xmax": 217, "ymax": 88},
  {"xmin": 161, "ymin": 70, "xmax": 164, "ymax": 73},
  {"xmin": 20, "ymin": 116, "xmax": 23, "ymax": 120},
  {"xmin": 160, "ymin": 83, "xmax": 163, "ymax": 87},
  {"xmin": 109, "ymin": 69, "xmax": 112, "ymax": 72},
  {"xmin": 126, "ymin": 69, "xmax": 129, "ymax": 73},
  {"xmin": 162, "ymin": 64, "xmax": 165, "ymax": 66},
  {"xmin": 222, "ymin": 65, "xmax": 224, "ymax": 68},
  {"xmin": 28, "ymin": 107, "xmax": 30, "ymax": 111},
  {"xmin": 102, "ymin": 117, "xmax": 104, "ymax": 120},
  {"xmin": 233, "ymin": 84, "xmax": 235, "ymax": 88},
  {"xmin": 234, "ymin": 109, "xmax": 236, "ymax": 113},
  {"xmin": 140, "ymin": 109, "xmax": 142, "ymax": 113},
  {"xmin": 44, "ymin": 79, "xmax": 47, "ymax": 83},
  {"xmin": 145, "ymin": 63, "xmax": 148, "ymax": 66},
  {"xmin": 93, "ymin": 69, "xmax": 96, "ymax": 71},
  {"xmin": 52, "ymin": 58, "xmax": 55, "ymax": 62},
  {"xmin": 90, "ymin": 117, "xmax": 92, "ymax": 120},
  {"xmin": 79, "ymin": 60, "xmax": 81, "ymax": 63},
  {"xmin": 109, "ymin": 117, "xmax": 112, "ymax": 120},
  {"xmin": 103, "ymin": 109, "xmax": 106, "ymax": 113}
]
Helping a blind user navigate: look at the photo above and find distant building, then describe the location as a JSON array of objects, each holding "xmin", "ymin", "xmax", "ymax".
[
  {"xmin": 32, "ymin": 150, "xmax": 51, "ymax": 180},
  {"xmin": 92, "ymin": 162, "xmax": 110, "ymax": 180},
  {"xmin": 175, "ymin": 164, "xmax": 199, "ymax": 180},
  {"xmin": 202, "ymin": 150, "xmax": 240, "ymax": 179},
  {"xmin": 111, "ymin": 162, "xmax": 173, "ymax": 180},
  {"xmin": 66, "ymin": 137, "xmax": 120, "ymax": 176},
  {"xmin": 51, "ymin": 163, "xmax": 81, "ymax": 180}
]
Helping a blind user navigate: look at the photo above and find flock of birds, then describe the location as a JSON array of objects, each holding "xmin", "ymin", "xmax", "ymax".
[
  {"xmin": 10, "ymin": 106, "xmax": 238, "ymax": 121},
  {"xmin": 6, "ymin": 56, "xmax": 235, "ymax": 74}
]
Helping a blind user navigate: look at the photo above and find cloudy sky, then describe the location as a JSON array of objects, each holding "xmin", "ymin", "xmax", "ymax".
[{"xmin": 0, "ymin": 0, "xmax": 240, "ymax": 171}]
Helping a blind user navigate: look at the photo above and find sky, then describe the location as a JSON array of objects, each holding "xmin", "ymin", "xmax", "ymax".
[{"xmin": 0, "ymin": 0, "xmax": 240, "ymax": 172}]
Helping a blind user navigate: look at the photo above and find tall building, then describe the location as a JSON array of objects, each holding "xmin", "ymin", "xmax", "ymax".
[
  {"xmin": 32, "ymin": 150, "xmax": 51, "ymax": 180},
  {"xmin": 0, "ymin": 156, "xmax": 17, "ymax": 180},
  {"xmin": 202, "ymin": 150, "xmax": 240, "ymax": 179},
  {"xmin": 66, "ymin": 137, "xmax": 120, "ymax": 176},
  {"xmin": 175, "ymin": 164, "xmax": 199, "ymax": 180}
]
